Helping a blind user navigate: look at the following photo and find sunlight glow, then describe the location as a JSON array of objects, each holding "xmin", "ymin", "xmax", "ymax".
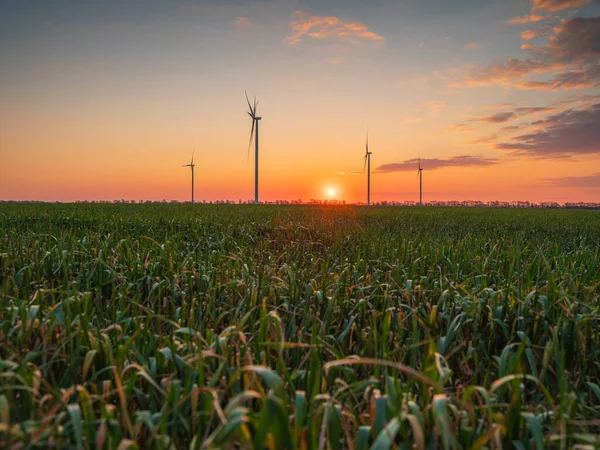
[{"xmin": 327, "ymin": 188, "xmax": 336, "ymax": 197}]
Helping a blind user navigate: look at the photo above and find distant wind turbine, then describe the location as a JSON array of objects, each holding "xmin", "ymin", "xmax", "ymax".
[
  {"xmin": 183, "ymin": 150, "xmax": 195, "ymax": 204},
  {"xmin": 417, "ymin": 156, "xmax": 423, "ymax": 206},
  {"xmin": 245, "ymin": 91, "xmax": 262, "ymax": 204},
  {"xmin": 364, "ymin": 131, "xmax": 372, "ymax": 205}
]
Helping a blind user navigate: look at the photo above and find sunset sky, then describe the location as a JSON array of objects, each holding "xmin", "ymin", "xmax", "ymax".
[{"xmin": 1, "ymin": 0, "xmax": 599, "ymax": 203}]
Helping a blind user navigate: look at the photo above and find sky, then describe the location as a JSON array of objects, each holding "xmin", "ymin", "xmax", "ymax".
[{"xmin": 0, "ymin": 0, "xmax": 599, "ymax": 204}]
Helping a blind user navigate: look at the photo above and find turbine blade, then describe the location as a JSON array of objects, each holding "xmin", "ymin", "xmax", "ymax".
[
  {"xmin": 363, "ymin": 155, "xmax": 367, "ymax": 172},
  {"xmin": 191, "ymin": 149, "xmax": 194, "ymax": 165},
  {"xmin": 245, "ymin": 91, "xmax": 254, "ymax": 115},
  {"xmin": 247, "ymin": 119, "xmax": 255, "ymax": 162}
]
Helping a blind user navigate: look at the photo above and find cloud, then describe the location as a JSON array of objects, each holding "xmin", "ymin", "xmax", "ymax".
[
  {"xmin": 464, "ymin": 42, "xmax": 482, "ymax": 51},
  {"xmin": 507, "ymin": 14, "xmax": 546, "ymax": 24},
  {"xmin": 496, "ymin": 103, "xmax": 600, "ymax": 157},
  {"xmin": 458, "ymin": 107, "xmax": 554, "ymax": 139},
  {"xmin": 470, "ymin": 111, "xmax": 517, "ymax": 123},
  {"xmin": 557, "ymin": 93, "xmax": 600, "ymax": 106},
  {"xmin": 521, "ymin": 30, "xmax": 538, "ymax": 41},
  {"xmin": 516, "ymin": 64, "xmax": 600, "ymax": 90},
  {"xmin": 452, "ymin": 16, "xmax": 600, "ymax": 91},
  {"xmin": 546, "ymin": 17, "xmax": 600, "ymax": 61},
  {"xmin": 375, "ymin": 155, "xmax": 498, "ymax": 173},
  {"xmin": 483, "ymin": 102, "xmax": 516, "ymax": 110},
  {"xmin": 532, "ymin": 0, "xmax": 596, "ymax": 11},
  {"xmin": 455, "ymin": 58, "xmax": 561, "ymax": 87},
  {"xmin": 546, "ymin": 172, "xmax": 600, "ymax": 187},
  {"xmin": 234, "ymin": 17, "xmax": 250, "ymax": 28},
  {"xmin": 286, "ymin": 10, "xmax": 384, "ymax": 46},
  {"xmin": 521, "ymin": 43, "xmax": 538, "ymax": 51},
  {"xmin": 469, "ymin": 134, "xmax": 499, "ymax": 144},
  {"xmin": 515, "ymin": 106, "xmax": 556, "ymax": 114},
  {"xmin": 501, "ymin": 125, "xmax": 523, "ymax": 132},
  {"xmin": 451, "ymin": 123, "xmax": 476, "ymax": 132},
  {"xmin": 521, "ymin": 23, "xmax": 555, "ymax": 40}
]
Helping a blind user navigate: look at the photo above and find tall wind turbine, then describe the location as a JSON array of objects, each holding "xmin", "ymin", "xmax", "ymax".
[
  {"xmin": 364, "ymin": 131, "xmax": 372, "ymax": 205},
  {"xmin": 245, "ymin": 91, "xmax": 262, "ymax": 204},
  {"xmin": 183, "ymin": 150, "xmax": 195, "ymax": 204},
  {"xmin": 417, "ymin": 156, "xmax": 423, "ymax": 206}
]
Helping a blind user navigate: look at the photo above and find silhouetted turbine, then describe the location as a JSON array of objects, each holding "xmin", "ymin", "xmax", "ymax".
[
  {"xmin": 246, "ymin": 92, "xmax": 262, "ymax": 204},
  {"xmin": 183, "ymin": 150, "xmax": 195, "ymax": 203},
  {"xmin": 416, "ymin": 156, "xmax": 423, "ymax": 206},
  {"xmin": 364, "ymin": 131, "xmax": 373, "ymax": 205}
]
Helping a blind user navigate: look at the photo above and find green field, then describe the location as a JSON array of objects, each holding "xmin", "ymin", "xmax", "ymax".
[{"xmin": 1, "ymin": 204, "xmax": 599, "ymax": 449}]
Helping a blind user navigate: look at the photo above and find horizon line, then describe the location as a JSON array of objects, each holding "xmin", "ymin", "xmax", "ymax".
[{"xmin": 2, "ymin": 199, "xmax": 599, "ymax": 208}]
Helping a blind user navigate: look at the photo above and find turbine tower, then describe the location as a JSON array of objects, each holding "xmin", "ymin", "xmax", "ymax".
[
  {"xmin": 364, "ymin": 131, "xmax": 373, "ymax": 205},
  {"xmin": 245, "ymin": 92, "xmax": 262, "ymax": 204},
  {"xmin": 417, "ymin": 156, "xmax": 423, "ymax": 206},
  {"xmin": 183, "ymin": 150, "xmax": 195, "ymax": 204}
]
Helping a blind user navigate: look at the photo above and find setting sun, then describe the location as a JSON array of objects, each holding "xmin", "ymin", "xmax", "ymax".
[{"xmin": 327, "ymin": 188, "xmax": 336, "ymax": 197}]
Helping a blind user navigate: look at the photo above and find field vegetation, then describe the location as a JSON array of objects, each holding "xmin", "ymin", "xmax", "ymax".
[{"xmin": 1, "ymin": 204, "xmax": 599, "ymax": 449}]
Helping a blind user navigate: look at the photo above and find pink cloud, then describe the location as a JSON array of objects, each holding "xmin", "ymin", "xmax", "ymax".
[
  {"xmin": 516, "ymin": 65, "xmax": 600, "ymax": 90},
  {"xmin": 496, "ymin": 103, "xmax": 600, "ymax": 158},
  {"xmin": 287, "ymin": 11, "xmax": 384, "ymax": 46},
  {"xmin": 451, "ymin": 16, "xmax": 600, "ymax": 91},
  {"xmin": 376, "ymin": 156, "xmax": 497, "ymax": 173},
  {"xmin": 469, "ymin": 134, "xmax": 499, "ymax": 144},
  {"xmin": 521, "ymin": 43, "xmax": 538, "ymax": 51},
  {"xmin": 515, "ymin": 106, "xmax": 556, "ymax": 114},
  {"xmin": 520, "ymin": 23, "xmax": 555, "ymax": 40},
  {"xmin": 470, "ymin": 112, "xmax": 517, "ymax": 123},
  {"xmin": 532, "ymin": 0, "xmax": 595, "ymax": 11},
  {"xmin": 451, "ymin": 123, "xmax": 477, "ymax": 132},
  {"xmin": 507, "ymin": 14, "xmax": 546, "ymax": 24},
  {"xmin": 455, "ymin": 58, "xmax": 563, "ymax": 87}
]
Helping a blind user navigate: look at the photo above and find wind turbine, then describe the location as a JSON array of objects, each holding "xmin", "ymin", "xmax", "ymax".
[
  {"xmin": 245, "ymin": 91, "xmax": 262, "ymax": 204},
  {"xmin": 183, "ymin": 150, "xmax": 195, "ymax": 204},
  {"xmin": 417, "ymin": 156, "xmax": 423, "ymax": 206},
  {"xmin": 364, "ymin": 131, "xmax": 372, "ymax": 205}
]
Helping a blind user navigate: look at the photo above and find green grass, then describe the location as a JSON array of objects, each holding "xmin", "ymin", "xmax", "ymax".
[{"xmin": 1, "ymin": 204, "xmax": 599, "ymax": 449}]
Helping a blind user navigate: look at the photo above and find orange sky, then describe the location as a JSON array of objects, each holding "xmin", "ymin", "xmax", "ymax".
[{"xmin": 1, "ymin": 0, "xmax": 599, "ymax": 203}]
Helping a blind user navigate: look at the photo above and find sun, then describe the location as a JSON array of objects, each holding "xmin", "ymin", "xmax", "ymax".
[{"xmin": 327, "ymin": 188, "xmax": 336, "ymax": 197}]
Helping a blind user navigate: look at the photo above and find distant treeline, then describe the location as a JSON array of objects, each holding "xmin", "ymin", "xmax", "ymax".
[{"xmin": 1, "ymin": 199, "xmax": 599, "ymax": 209}]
